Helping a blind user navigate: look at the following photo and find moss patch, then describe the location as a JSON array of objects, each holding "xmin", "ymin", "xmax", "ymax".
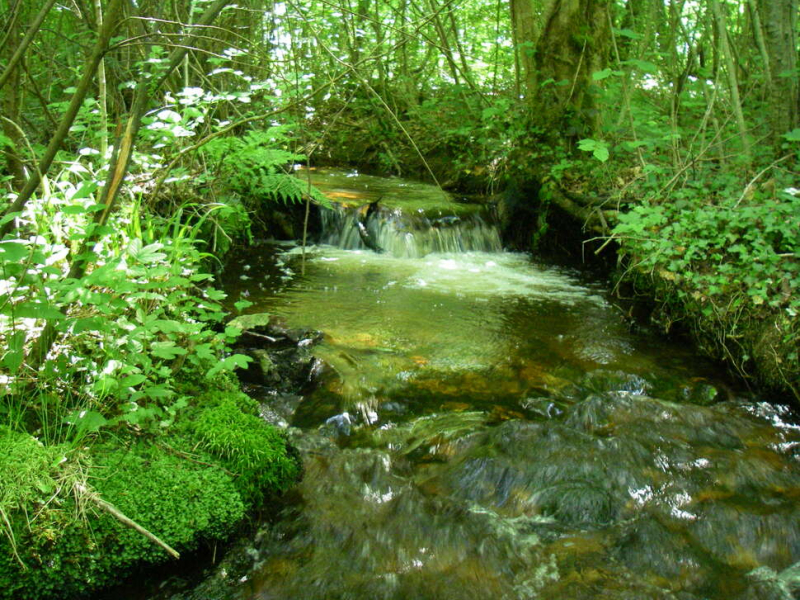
[
  {"xmin": 188, "ymin": 390, "xmax": 301, "ymax": 506},
  {"xmin": 0, "ymin": 390, "xmax": 301, "ymax": 600}
]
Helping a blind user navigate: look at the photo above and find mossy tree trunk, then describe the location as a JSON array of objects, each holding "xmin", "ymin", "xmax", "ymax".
[
  {"xmin": 756, "ymin": 0, "xmax": 799, "ymax": 144},
  {"xmin": 510, "ymin": 0, "xmax": 610, "ymax": 136}
]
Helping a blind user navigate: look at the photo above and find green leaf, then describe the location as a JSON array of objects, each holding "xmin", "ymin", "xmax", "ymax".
[
  {"xmin": 194, "ymin": 343, "xmax": 215, "ymax": 361},
  {"xmin": 593, "ymin": 145, "xmax": 610, "ymax": 162},
  {"xmin": 613, "ymin": 28, "xmax": 641, "ymax": 39},
  {"xmin": 153, "ymin": 319, "xmax": 187, "ymax": 334},
  {"xmin": 2, "ymin": 331, "xmax": 26, "ymax": 372},
  {"xmin": 151, "ymin": 341, "xmax": 187, "ymax": 360},
  {"xmin": 120, "ymin": 374, "xmax": 148, "ymax": 387},
  {"xmin": 206, "ymin": 353, "xmax": 252, "ymax": 378},
  {"xmin": 140, "ymin": 385, "xmax": 174, "ymax": 399},
  {"xmin": 621, "ymin": 59, "xmax": 659, "ymax": 74},
  {"xmin": 577, "ymin": 138, "xmax": 610, "ymax": 163},
  {"xmin": 15, "ymin": 301, "xmax": 65, "ymax": 320},
  {"xmin": 66, "ymin": 410, "xmax": 108, "ymax": 434},
  {"xmin": 783, "ymin": 129, "xmax": 800, "ymax": 142},
  {"xmin": 224, "ymin": 325, "xmax": 242, "ymax": 338},
  {"xmin": 62, "ymin": 205, "xmax": 90, "ymax": 215},
  {"xmin": 128, "ymin": 240, "xmax": 167, "ymax": 264},
  {"xmin": 72, "ymin": 181, "xmax": 98, "ymax": 200},
  {"xmin": 0, "ymin": 241, "xmax": 28, "ymax": 263},
  {"xmin": 592, "ymin": 68, "xmax": 614, "ymax": 81},
  {"xmin": 234, "ymin": 299, "xmax": 254, "ymax": 312}
]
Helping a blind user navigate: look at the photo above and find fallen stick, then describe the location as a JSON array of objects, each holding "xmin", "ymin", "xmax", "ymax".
[{"xmin": 76, "ymin": 484, "xmax": 180, "ymax": 559}]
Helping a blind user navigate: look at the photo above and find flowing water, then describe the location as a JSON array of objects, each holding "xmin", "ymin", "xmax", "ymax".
[{"xmin": 176, "ymin": 169, "xmax": 800, "ymax": 600}]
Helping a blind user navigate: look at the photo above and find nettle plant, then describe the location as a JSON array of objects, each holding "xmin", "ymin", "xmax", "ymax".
[{"xmin": 0, "ymin": 134, "xmax": 253, "ymax": 440}]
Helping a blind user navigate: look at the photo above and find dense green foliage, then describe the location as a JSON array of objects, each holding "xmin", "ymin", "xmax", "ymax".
[{"xmin": 0, "ymin": 0, "xmax": 798, "ymax": 593}]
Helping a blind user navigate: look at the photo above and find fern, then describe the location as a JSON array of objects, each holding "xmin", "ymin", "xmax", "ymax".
[{"xmin": 202, "ymin": 127, "xmax": 330, "ymax": 208}]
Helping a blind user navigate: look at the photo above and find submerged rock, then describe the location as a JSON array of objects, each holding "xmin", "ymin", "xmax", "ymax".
[{"xmin": 230, "ymin": 314, "xmax": 324, "ymax": 394}]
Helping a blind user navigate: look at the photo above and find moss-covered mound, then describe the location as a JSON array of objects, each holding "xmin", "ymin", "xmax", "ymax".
[
  {"xmin": 0, "ymin": 391, "xmax": 300, "ymax": 600},
  {"xmin": 184, "ymin": 390, "xmax": 301, "ymax": 506}
]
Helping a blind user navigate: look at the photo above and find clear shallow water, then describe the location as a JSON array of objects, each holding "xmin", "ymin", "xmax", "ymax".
[{"xmin": 174, "ymin": 171, "xmax": 800, "ymax": 600}]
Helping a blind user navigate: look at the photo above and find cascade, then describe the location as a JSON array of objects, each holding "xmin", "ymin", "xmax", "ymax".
[{"xmin": 320, "ymin": 204, "xmax": 502, "ymax": 258}]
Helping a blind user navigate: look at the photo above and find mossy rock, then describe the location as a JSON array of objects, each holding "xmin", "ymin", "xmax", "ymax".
[
  {"xmin": 189, "ymin": 390, "xmax": 301, "ymax": 506},
  {"xmin": 0, "ymin": 436, "xmax": 244, "ymax": 600},
  {"xmin": 0, "ymin": 389, "xmax": 301, "ymax": 600}
]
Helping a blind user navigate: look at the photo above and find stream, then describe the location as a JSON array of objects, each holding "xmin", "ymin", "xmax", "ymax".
[{"xmin": 156, "ymin": 169, "xmax": 800, "ymax": 600}]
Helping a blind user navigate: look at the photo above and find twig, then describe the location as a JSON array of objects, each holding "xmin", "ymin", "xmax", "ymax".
[
  {"xmin": 734, "ymin": 154, "xmax": 793, "ymax": 208},
  {"xmin": 76, "ymin": 484, "xmax": 180, "ymax": 559},
  {"xmin": 242, "ymin": 330, "xmax": 278, "ymax": 343}
]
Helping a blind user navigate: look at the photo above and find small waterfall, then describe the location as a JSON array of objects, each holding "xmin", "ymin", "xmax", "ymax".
[{"xmin": 320, "ymin": 205, "xmax": 502, "ymax": 258}]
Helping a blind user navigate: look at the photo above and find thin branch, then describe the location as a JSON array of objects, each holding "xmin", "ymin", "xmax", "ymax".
[{"xmin": 0, "ymin": 0, "xmax": 59, "ymax": 92}]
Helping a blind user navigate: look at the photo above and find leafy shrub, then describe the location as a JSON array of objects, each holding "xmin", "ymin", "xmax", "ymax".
[{"xmin": 613, "ymin": 191, "xmax": 800, "ymax": 389}]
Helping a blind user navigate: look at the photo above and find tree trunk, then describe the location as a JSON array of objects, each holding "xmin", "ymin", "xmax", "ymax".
[
  {"xmin": 533, "ymin": 0, "xmax": 610, "ymax": 134},
  {"xmin": 756, "ymin": 0, "xmax": 799, "ymax": 142},
  {"xmin": 509, "ymin": 0, "xmax": 541, "ymax": 102},
  {"xmin": 1, "ymin": 13, "xmax": 26, "ymax": 191},
  {"xmin": 710, "ymin": 0, "xmax": 752, "ymax": 165}
]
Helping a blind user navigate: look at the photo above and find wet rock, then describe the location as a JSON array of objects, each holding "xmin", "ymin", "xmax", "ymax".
[
  {"xmin": 738, "ymin": 565, "xmax": 799, "ymax": 600},
  {"xmin": 519, "ymin": 396, "xmax": 567, "ymax": 420},
  {"xmin": 687, "ymin": 502, "xmax": 800, "ymax": 572},
  {"xmin": 581, "ymin": 369, "xmax": 651, "ymax": 396},
  {"xmin": 230, "ymin": 313, "xmax": 324, "ymax": 393},
  {"xmin": 258, "ymin": 393, "xmax": 303, "ymax": 428},
  {"xmin": 680, "ymin": 379, "xmax": 724, "ymax": 406},
  {"xmin": 322, "ymin": 412, "xmax": 352, "ymax": 438},
  {"xmin": 564, "ymin": 393, "xmax": 625, "ymax": 434},
  {"xmin": 379, "ymin": 400, "xmax": 408, "ymax": 415},
  {"xmin": 534, "ymin": 481, "xmax": 615, "ymax": 526},
  {"xmin": 616, "ymin": 517, "xmax": 709, "ymax": 592}
]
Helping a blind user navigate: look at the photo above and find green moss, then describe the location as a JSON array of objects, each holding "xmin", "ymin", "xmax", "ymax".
[
  {"xmin": 0, "ymin": 385, "xmax": 301, "ymax": 600},
  {"xmin": 0, "ymin": 437, "xmax": 245, "ymax": 600},
  {"xmin": 189, "ymin": 391, "xmax": 301, "ymax": 506}
]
